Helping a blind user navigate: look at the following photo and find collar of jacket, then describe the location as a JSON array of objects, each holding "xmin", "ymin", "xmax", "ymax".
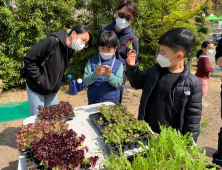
[{"xmin": 154, "ymin": 62, "xmax": 190, "ymax": 81}]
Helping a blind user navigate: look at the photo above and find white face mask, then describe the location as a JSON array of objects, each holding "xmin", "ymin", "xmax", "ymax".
[
  {"xmin": 100, "ymin": 52, "xmax": 114, "ymax": 60},
  {"xmin": 116, "ymin": 18, "xmax": 130, "ymax": 29},
  {"xmin": 71, "ymin": 38, "xmax": 85, "ymax": 51},
  {"xmin": 206, "ymin": 49, "xmax": 214, "ymax": 55},
  {"xmin": 156, "ymin": 53, "xmax": 178, "ymax": 68}
]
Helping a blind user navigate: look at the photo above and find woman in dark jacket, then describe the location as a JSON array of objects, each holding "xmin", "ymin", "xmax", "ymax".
[{"xmin": 24, "ymin": 25, "xmax": 93, "ymax": 116}]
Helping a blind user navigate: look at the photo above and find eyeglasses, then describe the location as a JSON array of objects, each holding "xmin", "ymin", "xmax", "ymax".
[
  {"xmin": 77, "ymin": 34, "xmax": 89, "ymax": 48},
  {"xmin": 118, "ymin": 11, "xmax": 133, "ymax": 21}
]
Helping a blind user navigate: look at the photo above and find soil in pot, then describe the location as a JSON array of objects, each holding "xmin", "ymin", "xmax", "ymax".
[{"xmin": 26, "ymin": 162, "xmax": 35, "ymax": 167}]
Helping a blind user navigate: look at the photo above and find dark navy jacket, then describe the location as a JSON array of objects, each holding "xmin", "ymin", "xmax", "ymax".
[
  {"xmin": 126, "ymin": 62, "xmax": 202, "ymax": 142},
  {"xmin": 100, "ymin": 20, "xmax": 139, "ymax": 71},
  {"xmin": 87, "ymin": 56, "xmax": 122, "ymax": 104}
]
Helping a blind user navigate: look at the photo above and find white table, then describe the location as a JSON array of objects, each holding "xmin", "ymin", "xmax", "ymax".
[{"xmin": 18, "ymin": 102, "xmax": 144, "ymax": 170}]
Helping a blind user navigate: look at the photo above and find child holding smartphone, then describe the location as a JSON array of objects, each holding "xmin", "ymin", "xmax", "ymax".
[{"xmin": 83, "ymin": 30, "xmax": 123, "ymax": 104}]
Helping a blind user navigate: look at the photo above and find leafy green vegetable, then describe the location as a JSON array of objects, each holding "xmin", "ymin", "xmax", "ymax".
[
  {"xmin": 102, "ymin": 124, "xmax": 220, "ymax": 170},
  {"xmin": 98, "ymin": 105, "xmax": 150, "ymax": 144}
]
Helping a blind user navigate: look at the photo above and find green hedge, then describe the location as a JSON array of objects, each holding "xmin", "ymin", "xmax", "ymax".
[{"xmin": 0, "ymin": 0, "xmax": 211, "ymax": 90}]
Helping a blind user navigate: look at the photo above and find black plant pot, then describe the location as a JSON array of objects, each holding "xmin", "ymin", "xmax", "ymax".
[
  {"xmin": 80, "ymin": 164, "xmax": 90, "ymax": 170},
  {"xmin": 129, "ymin": 141, "xmax": 135, "ymax": 150},
  {"xmin": 107, "ymin": 143, "xmax": 120, "ymax": 154},
  {"xmin": 135, "ymin": 139, "xmax": 141, "ymax": 148},
  {"xmin": 133, "ymin": 129, "xmax": 139, "ymax": 135},
  {"xmin": 140, "ymin": 136, "xmax": 148, "ymax": 146},
  {"xmin": 35, "ymin": 165, "xmax": 46, "ymax": 170},
  {"xmin": 122, "ymin": 142, "xmax": 130, "ymax": 152},
  {"xmin": 110, "ymin": 146, "xmax": 120, "ymax": 156}
]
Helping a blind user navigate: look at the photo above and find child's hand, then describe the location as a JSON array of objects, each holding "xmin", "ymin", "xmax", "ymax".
[
  {"xmin": 210, "ymin": 64, "xmax": 214, "ymax": 68},
  {"xmin": 103, "ymin": 65, "xmax": 112, "ymax": 76},
  {"xmin": 126, "ymin": 50, "xmax": 136, "ymax": 66},
  {"xmin": 95, "ymin": 66, "xmax": 105, "ymax": 76}
]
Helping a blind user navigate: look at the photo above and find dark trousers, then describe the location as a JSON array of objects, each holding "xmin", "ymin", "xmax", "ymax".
[{"xmin": 119, "ymin": 72, "xmax": 126, "ymax": 104}]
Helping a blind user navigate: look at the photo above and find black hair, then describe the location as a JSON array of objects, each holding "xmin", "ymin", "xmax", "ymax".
[
  {"xmin": 196, "ymin": 41, "xmax": 214, "ymax": 58},
  {"xmin": 64, "ymin": 24, "xmax": 93, "ymax": 52},
  {"xmin": 158, "ymin": 28, "xmax": 196, "ymax": 57},
  {"xmin": 118, "ymin": 0, "xmax": 137, "ymax": 17},
  {"xmin": 97, "ymin": 30, "xmax": 119, "ymax": 48}
]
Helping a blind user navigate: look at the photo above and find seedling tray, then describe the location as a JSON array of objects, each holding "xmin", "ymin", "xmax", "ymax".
[
  {"xmin": 89, "ymin": 112, "xmax": 110, "ymax": 133},
  {"xmin": 21, "ymin": 150, "xmax": 49, "ymax": 170},
  {"xmin": 89, "ymin": 112, "xmax": 152, "ymax": 159},
  {"xmin": 105, "ymin": 133, "xmax": 151, "ymax": 158},
  {"xmin": 39, "ymin": 104, "xmax": 75, "ymax": 122},
  {"xmin": 21, "ymin": 150, "xmax": 91, "ymax": 170}
]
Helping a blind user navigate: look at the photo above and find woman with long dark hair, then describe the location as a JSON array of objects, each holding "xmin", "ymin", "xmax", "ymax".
[{"xmin": 24, "ymin": 25, "xmax": 93, "ymax": 116}]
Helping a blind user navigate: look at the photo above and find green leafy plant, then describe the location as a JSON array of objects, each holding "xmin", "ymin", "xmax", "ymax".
[
  {"xmin": 0, "ymin": 0, "xmax": 76, "ymax": 90},
  {"xmin": 102, "ymin": 124, "xmax": 220, "ymax": 170},
  {"xmin": 102, "ymin": 124, "xmax": 127, "ymax": 145},
  {"xmin": 98, "ymin": 105, "xmax": 151, "ymax": 145},
  {"xmin": 97, "ymin": 117, "xmax": 104, "ymax": 125}
]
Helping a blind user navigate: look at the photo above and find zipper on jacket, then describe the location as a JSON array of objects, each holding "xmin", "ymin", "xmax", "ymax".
[
  {"xmin": 48, "ymin": 57, "xmax": 63, "ymax": 95},
  {"xmin": 143, "ymin": 67, "xmax": 157, "ymax": 120},
  {"xmin": 101, "ymin": 61, "xmax": 106, "ymax": 102},
  {"xmin": 172, "ymin": 78, "xmax": 185, "ymax": 113}
]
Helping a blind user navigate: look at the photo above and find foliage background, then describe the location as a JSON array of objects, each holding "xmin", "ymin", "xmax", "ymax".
[{"xmin": 0, "ymin": 0, "xmax": 211, "ymax": 90}]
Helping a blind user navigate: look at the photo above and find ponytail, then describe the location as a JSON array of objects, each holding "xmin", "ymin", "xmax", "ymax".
[
  {"xmin": 196, "ymin": 40, "xmax": 214, "ymax": 58},
  {"xmin": 196, "ymin": 49, "xmax": 202, "ymax": 58},
  {"xmin": 63, "ymin": 25, "xmax": 93, "ymax": 52}
]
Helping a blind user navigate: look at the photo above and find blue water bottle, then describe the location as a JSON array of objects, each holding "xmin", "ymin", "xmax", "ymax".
[
  {"xmin": 68, "ymin": 75, "xmax": 74, "ymax": 95},
  {"xmin": 76, "ymin": 78, "xmax": 84, "ymax": 92},
  {"xmin": 73, "ymin": 80, "xmax": 78, "ymax": 95}
]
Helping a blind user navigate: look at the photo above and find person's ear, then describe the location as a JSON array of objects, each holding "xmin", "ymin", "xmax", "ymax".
[
  {"xmin": 115, "ymin": 10, "xmax": 118, "ymax": 18},
  {"xmin": 177, "ymin": 52, "xmax": 184, "ymax": 59},
  {"xmin": 71, "ymin": 31, "xmax": 78, "ymax": 41},
  {"xmin": 71, "ymin": 31, "xmax": 76, "ymax": 38},
  {"xmin": 201, "ymin": 47, "xmax": 207, "ymax": 53},
  {"xmin": 114, "ymin": 47, "xmax": 118, "ymax": 52}
]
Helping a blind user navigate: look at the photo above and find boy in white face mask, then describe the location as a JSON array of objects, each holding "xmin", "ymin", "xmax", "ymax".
[
  {"xmin": 98, "ymin": 0, "xmax": 138, "ymax": 104},
  {"xmin": 126, "ymin": 28, "xmax": 202, "ymax": 143},
  {"xmin": 195, "ymin": 41, "xmax": 215, "ymax": 107},
  {"xmin": 83, "ymin": 30, "xmax": 123, "ymax": 104}
]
